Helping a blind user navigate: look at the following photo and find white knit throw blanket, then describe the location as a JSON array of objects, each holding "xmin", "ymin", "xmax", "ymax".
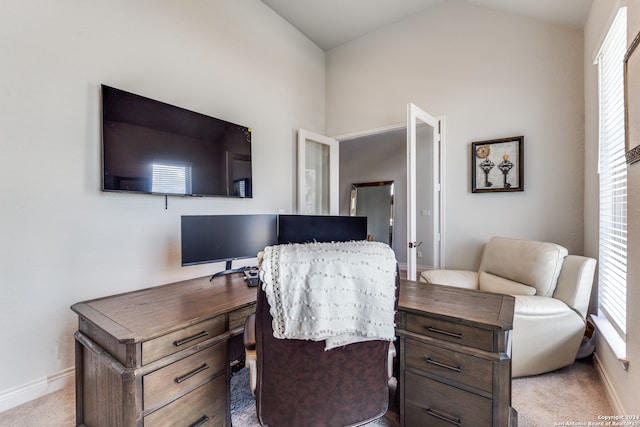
[{"xmin": 259, "ymin": 241, "xmax": 397, "ymax": 350}]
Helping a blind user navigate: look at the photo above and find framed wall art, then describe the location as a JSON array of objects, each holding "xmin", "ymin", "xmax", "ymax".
[
  {"xmin": 625, "ymin": 31, "xmax": 640, "ymax": 164},
  {"xmin": 471, "ymin": 136, "xmax": 524, "ymax": 193}
]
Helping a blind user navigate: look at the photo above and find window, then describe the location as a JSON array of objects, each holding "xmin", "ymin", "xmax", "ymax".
[{"xmin": 596, "ymin": 8, "xmax": 627, "ymax": 346}]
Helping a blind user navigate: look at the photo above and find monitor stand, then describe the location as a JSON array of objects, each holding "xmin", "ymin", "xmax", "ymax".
[{"xmin": 210, "ymin": 260, "xmax": 250, "ymax": 281}]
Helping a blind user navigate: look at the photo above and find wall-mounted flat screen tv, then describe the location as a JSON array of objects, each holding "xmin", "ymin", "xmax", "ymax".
[{"xmin": 101, "ymin": 85, "xmax": 253, "ymax": 197}]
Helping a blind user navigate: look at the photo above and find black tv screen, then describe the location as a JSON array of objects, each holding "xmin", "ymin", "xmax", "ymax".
[
  {"xmin": 102, "ymin": 85, "xmax": 253, "ymax": 197},
  {"xmin": 181, "ymin": 214, "xmax": 278, "ymax": 267},
  {"xmin": 278, "ymin": 215, "xmax": 368, "ymax": 244}
]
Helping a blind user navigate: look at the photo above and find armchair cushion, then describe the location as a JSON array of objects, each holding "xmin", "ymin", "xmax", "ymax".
[
  {"xmin": 514, "ymin": 295, "xmax": 574, "ymax": 316},
  {"xmin": 419, "ymin": 269, "xmax": 478, "ymax": 289},
  {"xmin": 479, "ymin": 272, "xmax": 537, "ymax": 296},
  {"xmin": 479, "ymin": 237, "xmax": 568, "ymax": 297}
]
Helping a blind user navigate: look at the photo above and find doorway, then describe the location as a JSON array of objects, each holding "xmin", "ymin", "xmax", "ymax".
[{"xmin": 338, "ymin": 115, "xmax": 444, "ymax": 277}]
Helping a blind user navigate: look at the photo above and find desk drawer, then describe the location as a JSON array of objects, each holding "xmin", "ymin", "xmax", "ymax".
[
  {"xmin": 144, "ymin": 375, "xmax": 228, "ymax": 427},
  {"xmin": 229, "ymin": 304, "xmax": 256, "ymax": 330},
  {"xmin": 142, "ymin": 315, "xmax": 226, "ymax": 365},
  {"xmin": 143, "ymin": 341, "xmax": 227, "ymax": 411},
  {"xmin": 405, "ymin": 338, "xmax": 493, "ymax": 393},
  {"xmin": 405, "ymin": 314, "xmax": 494, "ymax": 352},
  {"xmin": 404, "ymin": 371, "xmax": 492, "ymax": 427}
]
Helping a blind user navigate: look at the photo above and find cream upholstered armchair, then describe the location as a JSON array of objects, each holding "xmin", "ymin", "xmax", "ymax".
[{"xmin": 420, "ymin": 236, "xmax": 596, "ymax": 377}]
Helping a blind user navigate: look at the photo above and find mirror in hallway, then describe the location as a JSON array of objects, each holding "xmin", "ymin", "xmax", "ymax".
[{"xmin": 350, "ymin": 181, "xmax": 394, "ymax": 245}]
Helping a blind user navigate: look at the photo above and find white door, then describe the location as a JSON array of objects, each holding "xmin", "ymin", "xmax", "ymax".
[
  {"xmin": 407, "ymin": 103, "xmax": 442, "ymax": 281},
  {"xmin": 297, "ymin": 129, "xmax": 339, "ymax": 215}
]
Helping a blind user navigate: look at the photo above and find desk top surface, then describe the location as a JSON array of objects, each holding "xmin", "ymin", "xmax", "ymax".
[
  {"xmin": 71, "ymin": 274, "xmax": 257, "ymax": 343},
  {"xmin": 398, "ymin": 280, "xmax": 514, "ymax": 331},
  {"xmin": 71, "ymin": 275, "xmax": 514, "ymax": 342}
]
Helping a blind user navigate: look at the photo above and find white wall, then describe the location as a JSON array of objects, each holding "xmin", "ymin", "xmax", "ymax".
[
  {"xmin": 584, "ymin": 0, "xmax": 640, "ymax": 415},
  {"xmin": 326, "ymin": 0, "xmax": 586, "ymax": 269},
  {"xmin": 0, "ymin": 0, "xmax": 325, "ymax": 407}
]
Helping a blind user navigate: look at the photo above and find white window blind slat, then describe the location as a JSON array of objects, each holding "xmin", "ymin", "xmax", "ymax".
[{"xmin": 597, "ymin": 8, "xmax": 627, "ymax": 339}]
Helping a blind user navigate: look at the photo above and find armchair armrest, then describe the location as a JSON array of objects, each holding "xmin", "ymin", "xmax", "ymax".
[
  {"xmin": 244, "ymin": 313, "xmax": 256, "ymax": 351},
  {"xmin": 243, "ymin": 313, "xmax": 257, "ymax": 394},
  {"xmin": 419, "ymin": 269, "xmax": 479, "ymax": 289},
  {"xmin": 553, "ymin": 255, "xmax": 597, "ymax": 319}
]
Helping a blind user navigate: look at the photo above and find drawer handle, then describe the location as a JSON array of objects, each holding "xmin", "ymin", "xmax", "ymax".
[
  {"xmin": 174, "ymin": 363, "xmax": 210, "ymax": 384},
  {"xmin": 427, "ymin": 408, "xmax": 462, "ymax": 426},
  {"xmin": 174, "ymin": 331, "xmax": 209, "ymax": 347},
  {"xmin": 426, "ymin": 357, "xmax": 462, "ymax": 373},
  {"xmin": 427, "ymin": 327, "xmax": 463, "ymax": 339},
  {"xmin": 188, "ymin": 415, "xmax": 210, "ymax": 427}
]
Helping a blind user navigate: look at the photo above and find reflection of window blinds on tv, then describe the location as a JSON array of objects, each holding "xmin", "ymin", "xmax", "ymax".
[{"xmin": 152, "ymin": 163, "xmax": 192, "ymax": 194}]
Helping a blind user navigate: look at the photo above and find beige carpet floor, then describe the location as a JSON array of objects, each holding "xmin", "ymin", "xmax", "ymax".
[
  {"xmin": 0, "ymin": 356, "xmax": 611, "ymax": 426},
  {"xmin": 512, "ymin": 356, "xmax": 613, "ymax": 426}
]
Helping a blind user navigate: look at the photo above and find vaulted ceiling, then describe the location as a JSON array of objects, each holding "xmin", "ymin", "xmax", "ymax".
[{"xmin": 260, "ymin": 0, "xmax": 593, "ymax": 50}]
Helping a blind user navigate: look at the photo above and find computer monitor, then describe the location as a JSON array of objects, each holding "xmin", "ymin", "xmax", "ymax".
[
  {"xmin": 181, "ymin": 214, "xmax": 278, "ymax": 277},
  {"xmin": 277, "ymin": 215, "xmax": 367, "ymax": 244}
]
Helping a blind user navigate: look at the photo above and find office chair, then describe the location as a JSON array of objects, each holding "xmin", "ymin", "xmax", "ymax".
[{"xmin": 244, "ymin": 241, "xmax": 398, "ymax": 426}]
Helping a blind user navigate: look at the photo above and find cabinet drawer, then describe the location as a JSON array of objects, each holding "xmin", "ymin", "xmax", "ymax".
[
  {"xmin": 405, "ymin": 314, "xmax": 494, "ymax": 352},
  {"xmin": 404, "ymin": 371, "xmax": 492, "ymax": 427},
  {"xmin": 229, "ymin": 304, "xmax": 256, "ymax": 330},
  {"xmin": 142, "ymin": 315, "xmax": 226, "ymax": 365},
  {"xmin": 405, "ymin": 338, "xmax": 493, "ymax": 393},
  {"xmin": 144, "ymin": 375, "xmax": 228, "ymax": 427},
  {"xmin": 143, "ymin": 341, "xmax": 227, "ymax": 411}
]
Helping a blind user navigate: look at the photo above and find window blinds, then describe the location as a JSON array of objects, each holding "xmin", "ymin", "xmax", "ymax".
[{"xmin": 597, "ymin": 8, "xmax": 627, "ymax": 338}]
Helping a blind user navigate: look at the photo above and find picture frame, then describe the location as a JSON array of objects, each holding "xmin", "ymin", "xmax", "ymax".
[
  {"xmin": 625, "ymin": 31, "xmax": 640, "ymax": 164},
  {"xmin": 471, "ymin": 136, "xmax": 524, "ymax": 193}
]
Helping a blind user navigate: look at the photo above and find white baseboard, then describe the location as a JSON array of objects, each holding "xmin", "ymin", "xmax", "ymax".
[
  {"xmin": 0, "ymin": 368, "xmax": 75, "ymax": 413},
  {"xmin": 593, "ymin": 352, "xmax": 626, "ymax": 415}
]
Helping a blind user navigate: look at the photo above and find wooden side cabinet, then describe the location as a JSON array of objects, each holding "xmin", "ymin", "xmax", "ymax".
[
  {"xmin": 71, "ymin": 275, "xmax": 257, "ymax": 427},
  {"xmin": 397, "ymin": 280, "xmax": 517, "ymax": 427}
]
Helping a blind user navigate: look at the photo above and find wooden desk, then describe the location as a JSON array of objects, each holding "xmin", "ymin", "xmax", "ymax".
[
  {"xmin": 72, "ymin": 276, "xmax": 516, "ymax": 427},
  {"xmin": 397, "ymin": 280, "xmax": 517, "ymax": 426},
  {"xmin": 71, "ymin": 274, "xmax": 256, "ymax": 427}
]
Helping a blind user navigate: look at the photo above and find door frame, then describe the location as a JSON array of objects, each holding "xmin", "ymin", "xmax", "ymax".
[
  {"xmin": 297, "ymin": 129, "xmax": 340, "ymax": 215},
  {"xmin": 407, "ymin": 103, "xmax": 443, "ymax": 281},
  {"xmin": 334, "ymin": 115, "xmax": 446, "ymax": 276}
]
